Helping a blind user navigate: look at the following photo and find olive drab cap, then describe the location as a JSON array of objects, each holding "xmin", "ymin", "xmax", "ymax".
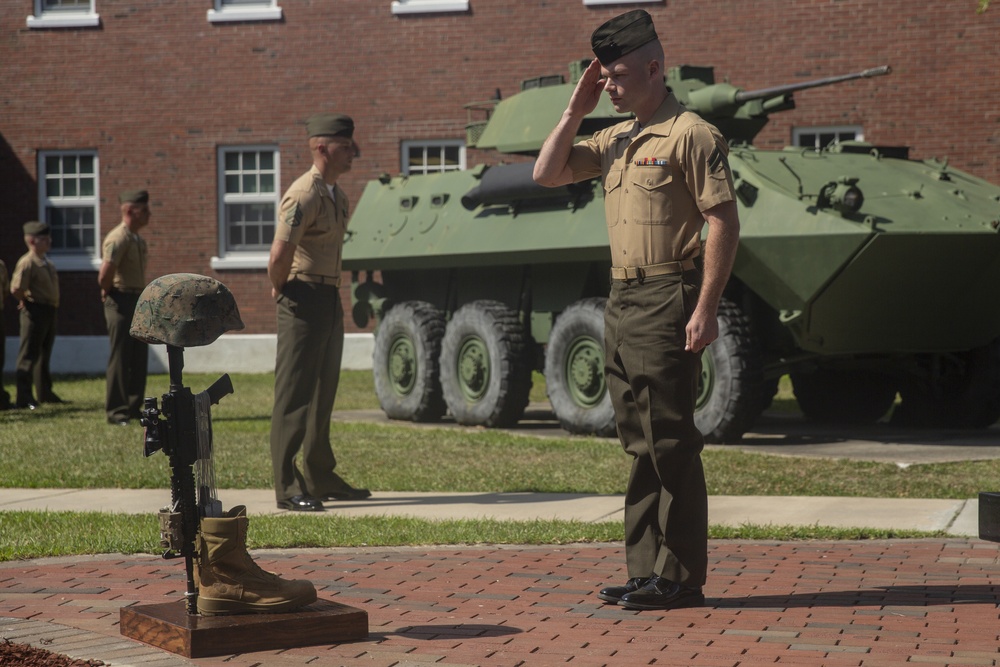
[
  {"xmin": 591, "ymin": 9, "xmax": 658, "ymax": 65},
  {"xmin": 130, "ymin": 273, "xmax": 245, "ymax": 347},
  {"xmin": 22, "ymin": 221, "xmax": 49, "ymax": 236},
  {"xmin": 306, "ymin": 113, "xmax": 354, "ymax": 138},
  {"xmin": 119, "ymin": 189, "xmax": 149, "ymax": 205}
]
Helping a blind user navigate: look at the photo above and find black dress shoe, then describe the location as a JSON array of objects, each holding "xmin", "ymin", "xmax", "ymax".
[
  {"xmin": 108, "ymin": 417, "xmax": 129, "ymax": 426},
  {"xmin": 39, "ymin": 394, "xmax": 66, "ymax": 404},
  {"xmin": 277, "ymin": 495, "xmax": 324, "ymax": 511},
  {"xmin": 16, "ymin": 401, "xmax": 38, "ymax": 410},
  {"xmin": 322, "ymin": 486, "xmax": 372, "ymax": 501},
  {"xmin": 618, "ymin": 575, "xmax": 704, "ymax": 611},
  {"xmin": 597, "ymin": 577, "xmax": 649, "ymax": 603}
]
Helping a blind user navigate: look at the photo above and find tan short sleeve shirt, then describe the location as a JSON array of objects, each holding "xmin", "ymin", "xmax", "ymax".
[
  {"xmin": 274, "ymin": 165, "xmax": 350, "ymax": 280},
  {"xmin": 567, "ymin": 93, "xmax": 735, "ymax": 268},
  {"xmin": 11, "ymin": 252, "xmax": 60, "ymax": 307},
  {"xmin": 101, "ymin": 222, "xmax": 148, "ymax": 291}
]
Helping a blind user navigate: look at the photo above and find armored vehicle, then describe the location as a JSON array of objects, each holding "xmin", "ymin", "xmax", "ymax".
[{"xmin": 343, "ymin": 60, "xmax": 1000, "ymax": 442}]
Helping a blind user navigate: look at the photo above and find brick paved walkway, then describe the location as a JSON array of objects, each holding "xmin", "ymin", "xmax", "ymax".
[{"xmin": 2, "ymin": 540, "xmax": 1000, "ymax": 666}]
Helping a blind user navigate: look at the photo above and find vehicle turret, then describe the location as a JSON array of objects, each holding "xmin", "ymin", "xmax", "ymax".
[{"xmin": 469, "ymin": 61, "xmax": 890, "ymax": 152}]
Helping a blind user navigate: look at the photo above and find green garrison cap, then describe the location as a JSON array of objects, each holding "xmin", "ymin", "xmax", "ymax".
[
  {"xmin": 22, "ymin": 221, "xmax": 49, "ymax": 236},
  {"xmin": 119, "ymin": 189, "xmax": 149, "ymax": 205},
  {"xmin": 591, "ymin": 9, "xmax": 658, "ymax": 66},
  {"xmin": 306, "ymin": 113, "xmax": 354, "ymax": 138}
]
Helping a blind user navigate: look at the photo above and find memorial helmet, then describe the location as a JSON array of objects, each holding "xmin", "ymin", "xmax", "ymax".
[{"xmin": 130, "ymin": 273, "xmax": 245, "ymax": 347}]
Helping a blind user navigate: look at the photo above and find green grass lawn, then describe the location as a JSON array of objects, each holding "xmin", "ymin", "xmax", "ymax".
[{"xmin": 0, "ymin": 370, "xmax": 987, "ymax": 559}]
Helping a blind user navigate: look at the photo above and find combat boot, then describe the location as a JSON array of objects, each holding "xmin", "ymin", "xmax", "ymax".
[{"xmin": 194, "ymin": 505, "xmax": 317, "ymax": 616}]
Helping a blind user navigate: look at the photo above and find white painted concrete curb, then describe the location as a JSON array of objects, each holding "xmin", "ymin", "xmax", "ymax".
[{"xmin": 3, "ymin": 333, "xmax": 375, "ymax": 375}]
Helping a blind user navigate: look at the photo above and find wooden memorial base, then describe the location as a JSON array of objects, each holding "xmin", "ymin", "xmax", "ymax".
[{"xmin": 120, "ymin": 598, "xmax": 368, "ymax": 658}]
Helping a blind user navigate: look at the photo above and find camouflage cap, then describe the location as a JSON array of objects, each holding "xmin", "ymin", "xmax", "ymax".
[
  {"xmin": 119, "ymin": 189, "xmax": 150, "ymax": 205},
  {"xmin": 22, "ymin": 221, "xmax": 50, "ymax": 236},
  {"xmin": 307, "ymin": 113, "xmax": 354, "ymax": 138},
  {"xmin": 591, "ymin": 10, "xmax": 658, "ymax": 66},
  {"xmin": 130, "ymin": 273, "xmax": 245, "ymax": 347}
]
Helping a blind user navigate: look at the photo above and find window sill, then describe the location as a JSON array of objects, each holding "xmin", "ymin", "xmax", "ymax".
[
  {"xmin": 207, "ymin": 6, "xmax": 282, "ymax": 23},
  {"xmin": 49, "ymin": 255, "xmax": 101, "ymax": 272},
  {"xmin": 210, "ymin": 253, "xmax": 269, "ymax": 271},
  {"xmin": 26, "ymin": 13, "xmax": 100, "ymax": 29},
  {"xmin": 391, "ymin": 1, "xmax": 469, "ymax": 15},
  {"xmin": 582, "ymin": 0, "xmax": 658, "ymax": 4}
]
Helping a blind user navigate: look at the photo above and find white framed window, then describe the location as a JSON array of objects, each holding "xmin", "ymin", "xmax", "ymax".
[
  {"xmin": 26, "ymin": 0, "xmax": 100, "ymax": 28},
  {"xmin": 582, "ymin": 0, "xmax": 659, "ymax": 5},
  {"xmin": 391, "ymin": 0, "xmax": 469, "ymax": 15},
  {"xmin": 208, "ymin": 0, "xmax": 282, "ymax": 23},
  {"xmin": 793, "ymin": 125, "xmax": 864, "ymax": 150},
  {"xmin": 211, "ymin": 145, "xmax": 280, "ymax": 270},
  {"xmin": 38, "ymin": 150, "xmax": 101, "ymax": 271},
  {"xmin": 402, "ymin": 140, "xmax": 466, "ymax": 175}
]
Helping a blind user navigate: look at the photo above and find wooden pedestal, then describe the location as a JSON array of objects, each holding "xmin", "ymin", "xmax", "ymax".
[{"xmin": 120, "ymin": 598, "xmax": 368, "ymax": 658}]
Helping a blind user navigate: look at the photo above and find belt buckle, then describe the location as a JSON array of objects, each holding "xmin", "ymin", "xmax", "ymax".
[{"xmin": 636, "ymin": 266, "xmax": 645, "ymax": 283}]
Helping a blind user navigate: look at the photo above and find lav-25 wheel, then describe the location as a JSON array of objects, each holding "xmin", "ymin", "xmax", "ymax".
[
  {"xmin": 372, "ymin": 301, "xmax": 447, "ymax": 422},
  {"xmin": 694, "ymin": 297, "xmax": 765, "ymax": 443},
  {"xmin": 791, "ymin": 368, "xmax": 897, "ymax": 425},
  {"xmin": 544, "ymin": 297, "xmax": 617, "ymax": 437},
  {"xmin": 439, "ymin": 300, "xmax": 532, "ymax": 428},
  {"xmin": 893, "ymin": 337, "xmax": 1000, "ymax": 429}
]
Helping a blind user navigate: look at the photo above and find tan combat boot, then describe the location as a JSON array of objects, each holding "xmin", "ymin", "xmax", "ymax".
[{"xmin": 194, "ymin": 505, "xmax": 317, "ymax": 616}]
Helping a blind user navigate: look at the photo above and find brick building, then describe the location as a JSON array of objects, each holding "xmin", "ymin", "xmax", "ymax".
[{"xmin": 1, "ymin": 0, "xmax": 998, "ymax": 348}]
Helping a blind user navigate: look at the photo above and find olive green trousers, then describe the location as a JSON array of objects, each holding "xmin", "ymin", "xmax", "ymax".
[
  {"xmin": 604, "ymin": 271, "xmax": 708, "ymax": 588},
  {"xmin": 270, "ymin": 280, "xmax": 345, "ymax": 503},
  {"xmin": 104, "ymin": 291, "xmax": 148, "ymax": 421}
]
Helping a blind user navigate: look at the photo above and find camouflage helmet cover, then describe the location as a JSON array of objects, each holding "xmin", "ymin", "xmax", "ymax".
[{"xmin": 130, "ymin": 273, "xmax": 245, "ymax": 347}]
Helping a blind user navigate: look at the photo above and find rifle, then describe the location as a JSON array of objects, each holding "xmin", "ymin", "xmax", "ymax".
[{"xmin": 140, "ymin": 344, "xmax": 234, "ymax": 614}]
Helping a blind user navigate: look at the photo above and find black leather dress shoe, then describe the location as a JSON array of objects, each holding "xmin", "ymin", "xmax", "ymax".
[
  {"xmin": 108, "ymin": 417, "xmax": 129, "ymax": 426},
  {"xmin": 322, "ymin": 486, "xmax": 372, "ymax": 501},
  {"xmin": 597, "ymin": 577, "xmax": 649, "ymax": 604},
  {"xmin": 16, "ymin": 401, "xmax": 38, "ymax": 410},
  {"xmin": 618, "ymin": 575, "xmax": 704, "ymax": 611},
  {"xmin": 277, "ymin": 495, "xmax": 324, "ymax": 512},
  {"xmin": 39, "ymin": 394, "xmax": 66, "ymax": 404}
]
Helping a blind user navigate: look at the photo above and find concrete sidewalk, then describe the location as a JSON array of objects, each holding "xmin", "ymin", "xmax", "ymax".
[{"xmin": 0, "ymin": 487, "xmax": 982, "ymax": 536}]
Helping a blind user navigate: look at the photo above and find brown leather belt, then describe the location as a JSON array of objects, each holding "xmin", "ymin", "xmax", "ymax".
[
  {"xmin": 610, "ymin": 259, "xmax": 697, "ymax": 282},
  {"xmin": 291, "ymin": 273, "xmax": 341, "ymax": 287}
]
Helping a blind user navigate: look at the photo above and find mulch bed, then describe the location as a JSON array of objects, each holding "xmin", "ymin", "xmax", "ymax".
[{"xmin": 0, "ymin": 639, "xmax": 105, "ymax": 667}]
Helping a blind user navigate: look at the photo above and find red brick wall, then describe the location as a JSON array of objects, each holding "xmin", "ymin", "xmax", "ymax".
[{"xmin": 2, "ymin": 0, "xmax": 998, "ymax": 336}]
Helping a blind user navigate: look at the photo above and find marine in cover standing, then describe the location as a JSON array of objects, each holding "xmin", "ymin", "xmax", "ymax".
[
  {"xmin": 268, "ymin": 113, "xmax": 371, "ymax": 511},
  {"xmin": 533, "ymin": 10, "xmax": 741, "ymax": 610},
  {"xmin": 99, "ymin": 189, "xmax": 151, "ymax": 425}
]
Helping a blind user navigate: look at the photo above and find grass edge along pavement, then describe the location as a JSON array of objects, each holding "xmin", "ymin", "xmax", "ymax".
[{"xmin": 0, "ymin": 510, "xmax": 947, "ymax": 562}]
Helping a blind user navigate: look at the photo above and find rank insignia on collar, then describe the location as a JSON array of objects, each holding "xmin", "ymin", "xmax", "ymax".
[{"xmin": 635, "ymin": 157, "xmax": 667, "ymax": 166}]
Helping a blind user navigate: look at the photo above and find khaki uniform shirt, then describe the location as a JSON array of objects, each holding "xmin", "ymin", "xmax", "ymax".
[
  {"xmin": 102, "ymin": 222, "xmax": 148, "ymax": 291},
  {"xmin": 274, "ymin": 165, "xmax": 350, "ymax": 282},
  {"xmin": 567, "ymin": 93, "xmax": 735, "ymax": 268},
  {"xmin": 11, "ymin": 252, "xmax": 60, "ymax": 307}
]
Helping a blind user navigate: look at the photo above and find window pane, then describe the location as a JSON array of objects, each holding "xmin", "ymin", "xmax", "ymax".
[
  {"xmin": 242, "ymin": 174, "xmax": 257, "ymax": 194},
  {"xmin": 242, "ymin": 152, "xmax": 257, "ymax": 170},
  {"xmin": 259, "ymin": 152, "xmax": 274, "ymax": 170},
  {"xmin": 225, "ymin": 152, "xmax": 240, "ymax": 171},
  {"xmin": 260, "ymin": 173, "xmax": 275, "ymax": 193},
  {"xmin": 41, "ymin": 151, "xmax": 98, "ymax": 256}
]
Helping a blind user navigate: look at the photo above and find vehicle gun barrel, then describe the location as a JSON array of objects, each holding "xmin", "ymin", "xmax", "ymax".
[{"xmin": 733, "ymin": 65, "xmax": 891, "ymax": 104}]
